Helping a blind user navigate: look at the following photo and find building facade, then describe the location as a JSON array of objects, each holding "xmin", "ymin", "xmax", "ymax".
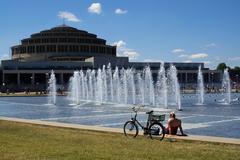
[{"xmin": 0, "ymin": 25, "xmax": 222, "ymax": 92}]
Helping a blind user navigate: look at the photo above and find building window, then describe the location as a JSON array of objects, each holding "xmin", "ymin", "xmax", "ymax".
[
  {"xmin": 46, "ymin": 45, "xmax": 56, "ymax": 52},
  {"xmin": 50, "ymin": 38, "xmax": 57, "ymax": 43},
  {"xmin": 90, "ymin": 46, "xmax": 98, "ymax": 53},
  {"xmin": 27, "ymin": 46, "xmax": 35, "ymax": 53},
  {"xmin": 77, "ymin": 39, "xmax": 85, "ymax": 43},
  {"xmin": 34, "ymin": 39, "xmax": 41, "ymax": 43},
  {"xmin": 59, "ymin": 38, "xmax": 67, "ymax": 43},
  {"xmin": 29, "ymin": 40, "xmax": 34, "ymax": 44},
  {"xmin": 69, "ymin": 45, "xmax": 73, "ymax": 52},
  {"xmin": 69, "ymin": 45, "xmax": 79, "ymax": 52},
  {"xmin": 80, "ymin": 45, "xmax": 89, "ymax": 52},
  {"xmin": 36, "ymin": 45, "xmax": 45, "ymax": 53},
  {"xmin": 58, "ymin": 45, "xmax": 68, "ymax": 52},
  {"xmin": 68, "ymin": 38, "xmax": 76, "ymax": 43},
  {"xmin": 42, "ymin": 38, "xmax": 49, "ymax": 43},
  {"xmin": 99, "ymin": 46, "xmax": 105, "ymax": 53}
]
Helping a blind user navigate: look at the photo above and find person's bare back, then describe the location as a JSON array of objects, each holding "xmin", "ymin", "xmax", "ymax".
[{"xmin": 166, "ymin": 112, "xmax": 187, "ymax": 136}]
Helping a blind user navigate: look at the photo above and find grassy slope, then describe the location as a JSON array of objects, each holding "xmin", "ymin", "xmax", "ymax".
[{"xmin": 0, "ymin": 120, "xmax": 239, "ymax": 160}]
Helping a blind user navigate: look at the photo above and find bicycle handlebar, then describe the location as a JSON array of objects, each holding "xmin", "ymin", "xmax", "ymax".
[{"xmin": 132, "ymin": 105, "xmax": 144, "ymax": 113}]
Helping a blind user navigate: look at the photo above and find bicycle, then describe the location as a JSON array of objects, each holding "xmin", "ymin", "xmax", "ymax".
[{"xmin": 123, "ymin": 106, "xmax": 165, "ymax": 141}]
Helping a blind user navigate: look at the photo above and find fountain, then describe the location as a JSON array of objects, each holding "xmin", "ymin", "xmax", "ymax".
[
  {"xmin": 196, "ymin": 65, "xmax": 204, "ymax": 105},
  {"xmin": 68, "ymin": 63, "xmax": 182, "ymax": 110},
  {"xmin": 113, "ymin": 67, "xmax": 120, "ymax": 103},
  {"xmin": 143, "ymin": 66, "xmax": 155, "ymax": 105},
  {"xmin": 48, "ymin": 70, "xmax": 56, "ymax": 105},
  {"xmin": 167, "ymin": 64, "xmax": 181, "ymax": 110},
  {"xmin": 156, "ymin": 63, "xmax": 168, "ymax": 108},
  {"xmin": 96, "ymin": 68, "xmax": 103, "ymax": 103},
  {"xmin": 222, "ymin": 68, "xmax": 231, "ymax": 104},
  {"xmin": 107, "ymin": 64, "xmax": 114, "ymax": 102},
  {"xmin": 68, "ymin": 71, "xmax": 80, "ymax": 105}
]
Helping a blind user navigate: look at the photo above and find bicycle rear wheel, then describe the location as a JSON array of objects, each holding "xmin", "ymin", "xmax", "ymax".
[
  {"xmin": 148, "ymin": 122, "xmax": 165, "ymax": 141},
  {"xmin": 123, "ymin": 121, "xmax": 138, "ymax": 138}
]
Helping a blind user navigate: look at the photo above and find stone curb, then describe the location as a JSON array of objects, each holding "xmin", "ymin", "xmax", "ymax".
[{"xmin": 0, "ymin": 116, "xmax": 239, "ymax": 145}]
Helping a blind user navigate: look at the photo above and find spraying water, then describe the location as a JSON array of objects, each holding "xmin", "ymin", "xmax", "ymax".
[
  {"xmin": 167, "ymin": 64, "xmax": 181, "ymax": 110},
  {"xmin": 222, "ymin": 68, "xmax": 231, "ymax": 104},
  {"xmin": 113, "ymin": 67, "xmax": 120, "ymax": 103},
  {"xmin": 68, "ymin": 64, "xmax": 182, "ymax": 109},
  {"xmin": 143, "ymin": 66, "xmax": 155, "ymax": 105},
  {"xmin": 197, "ymin": 66, "xmax": 204, "ymax": 105},
  {"xmin": 68, "ymin": 71, "xmax": 80, "ymax": 104},
  {"xmin": 96, "ymin": 68, "xmax": 103, "ymax": 103},
  {"xmin": 156, "ymin": 63, "xmax": 167, "ymax": 108},
  {"xmin": 48, "ymin": 70, "xmax": 56, "ymax": 105}
]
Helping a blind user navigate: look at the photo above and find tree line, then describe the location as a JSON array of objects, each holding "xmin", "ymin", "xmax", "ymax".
[{"xmin": 216, "ymin": 63, "xmax": 240, "ymax": 72}]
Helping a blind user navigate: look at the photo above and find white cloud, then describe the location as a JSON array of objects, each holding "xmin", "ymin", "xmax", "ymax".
[
  {"xmin": 188, "ymin": 53, "xmax": 208, "ymax": 59},
  {"xmin": 171, "ymin": 48, "xmax": 185, "ymax": 53},
  {"xmin": 178, "ymin": 54, "xmax": 188, "ymax": 58},
  {"xmin": 205, "ymin": 43, "xmax": 217, "ymax": 48},
  {"xmin": 113, "ymin": 40, "xmax": 126, "ymax": 48},
  {"xmin": 202, "ymin": 61, "xmax": 212, "ymax": 64},
  {"xmin": 88, "ymin": 3, "xmax": 102, "ymax": 14},
  {"xmin": 227, "ymin": 57, "xmax": 240, "ymax": 61},
  {"xmin": 123, "ymin": 51, "xmax": 139, "ymax": 60},
  {"xmin": 115, "ymin": 8, "xmax": 128, "ymax": 14},
  {"xmin": 183, "ymin": 60, "xmax": 192, "ymax": 63},
  {"xmin": 143, "ymin": 59, "xmax": 163, "ymax": 62},
  {"xmin": 58, "ymin": 11, "xmax": 80, "ymax": 22},
  {"xmin": 113, "ymin": 40, "xmax": 140, "ymax": 60}
]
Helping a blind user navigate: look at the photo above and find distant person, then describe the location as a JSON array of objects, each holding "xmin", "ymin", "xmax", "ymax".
[{"xmin": 165, "ymin": 112, "xmax": 187, "ymax": 136}]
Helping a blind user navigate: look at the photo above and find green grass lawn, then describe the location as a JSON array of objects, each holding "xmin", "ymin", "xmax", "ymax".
[{"xmin": 0, "ymin": 120, "xmax": 239, "ymax": 160}]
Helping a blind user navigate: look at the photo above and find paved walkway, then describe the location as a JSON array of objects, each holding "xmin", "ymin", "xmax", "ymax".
[{"xmin": 0, "ymin": 116, "xmax": 239, "ymax": 145}]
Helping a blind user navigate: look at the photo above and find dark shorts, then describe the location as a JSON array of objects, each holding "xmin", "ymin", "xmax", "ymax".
[{"xmin": 165, "ymin": 127, "xmax": 178, "ymax": 135}]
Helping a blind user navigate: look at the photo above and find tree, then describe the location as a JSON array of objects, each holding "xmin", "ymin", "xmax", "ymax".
[
  {"xmin": 234, "ymin": 66, "xmax": 240, "ymax": 71},
  {"xmin": 216, "ymin": 63, "xmax": 228, "ymax": 71}
]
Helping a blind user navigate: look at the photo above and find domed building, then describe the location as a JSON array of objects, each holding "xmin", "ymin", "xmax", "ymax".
[
  {"xmin": 0, "ymin": 25, "xmax": 221, "ymax": 92},
  {"xmin": 1, "ymin": 25, "xmax": 130, "ymax": 91},
  {"xmin": 11, "ymin": 25, "xmax": 116, "ymax": 61}
]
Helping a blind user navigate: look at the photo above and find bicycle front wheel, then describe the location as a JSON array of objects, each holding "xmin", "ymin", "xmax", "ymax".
[
  {"xmin": 149, "ymin": 122, "xmax": 165, "ymax": 141},
  {"xmin": 123, "ymin": 121, "xmax": 138, "ymax": 138}
]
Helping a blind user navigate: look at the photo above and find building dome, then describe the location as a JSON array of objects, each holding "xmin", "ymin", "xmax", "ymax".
[{"xmin": 11, "ymin": 25, "xmax": 116, "ymax": 61}]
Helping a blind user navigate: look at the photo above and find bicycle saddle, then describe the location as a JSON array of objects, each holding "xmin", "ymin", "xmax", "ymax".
[{"xmin": 146, "ymin": 110, "xmax": 153, "ymax": 114}]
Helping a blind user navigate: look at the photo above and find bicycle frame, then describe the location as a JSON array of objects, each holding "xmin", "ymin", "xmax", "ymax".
[
  {"xmin": 124, "ymin": 106, "xmax": 166, "ymax": 141},
  {"xmin": 130, "ymin": 108, "xmax": 148, "ymax": 130}
]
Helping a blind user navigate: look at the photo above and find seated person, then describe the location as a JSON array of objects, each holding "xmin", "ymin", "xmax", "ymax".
[{"xmin": 165, "ymin": 112, "xmax": 187, "ymax": 136}]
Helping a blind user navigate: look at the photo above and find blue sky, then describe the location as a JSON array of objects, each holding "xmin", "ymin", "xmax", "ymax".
[{"xmin": 0, "ymin": 0, "xmax": 240, "ymax": 69}]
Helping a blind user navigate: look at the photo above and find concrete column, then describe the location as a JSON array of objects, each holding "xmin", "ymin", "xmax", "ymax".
[
  {"xmin": 31, "ymin": 73, "xmax": 35, "ymax": 85},
  {"xmin": 17, "ymin": 73, "xmax": 20, "ymax": 85}
]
